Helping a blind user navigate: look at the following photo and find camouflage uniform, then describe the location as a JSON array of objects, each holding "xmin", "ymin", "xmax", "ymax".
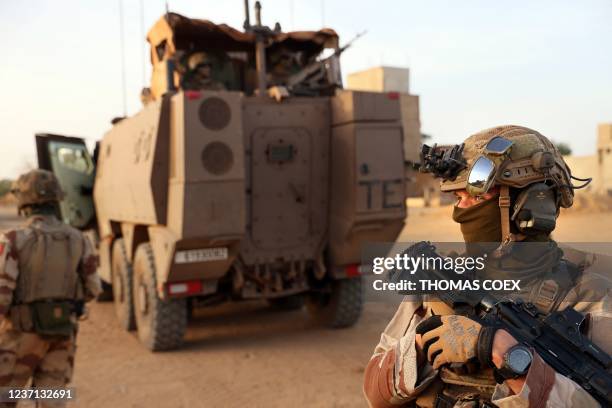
[
  {"xmin": 0, "ymin": 170, "xmax": 100, "ymax": 408},
  {"xmin": 363, "ymin": 126, "xmax": 611, "ymax": 407}
]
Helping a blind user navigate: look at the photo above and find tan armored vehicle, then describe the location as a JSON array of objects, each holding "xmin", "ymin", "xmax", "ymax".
[{"xmin": 36, "ymin": 5, "xmax": 407, "ymax": 351}]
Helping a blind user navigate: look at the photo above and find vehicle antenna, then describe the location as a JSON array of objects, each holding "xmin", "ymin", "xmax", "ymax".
[
  {"xmin": 140, "ymin": 0, "xmax": 146, "ymax": 87},
  {"xmin": 254, "ymin": 1, "xmax": 267, "ymax": 96},
  {"xmin": 320, "ymin": 0, "xmax": 325, "ymax": 27},
  {"xmin": 255, "ymin": 1, "xmax": 262, "ymax": 26},
  {"xmin": 118, "ymin": 0, "xmax": 127, "ymax": 117},
  {"xmin": 243, "ymin": 0, "xmax": 251, "ymax": 30}
]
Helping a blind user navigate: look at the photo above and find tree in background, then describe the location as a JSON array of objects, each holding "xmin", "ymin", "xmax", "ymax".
[
  {"xmin": 0, "ymin": 180, "xmax": 12, "ymax": 197},
  {"xmin": 555, "ymin": 141, "xmax": 572, "ymax": 156}
]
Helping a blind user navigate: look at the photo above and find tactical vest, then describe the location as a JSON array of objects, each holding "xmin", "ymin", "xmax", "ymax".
[
  {"xmin": 13, "ymin": 218, "xmax": 84, "ymax": 304},
  {"xmin": 418, "ymin": 259, "xmax": 582, "ymax": 408}
]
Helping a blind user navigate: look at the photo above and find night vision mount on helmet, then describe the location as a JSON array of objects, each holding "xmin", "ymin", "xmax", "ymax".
[{"xmin": 413, "ymin": 143, "xmax": 467, "ymax": 181}]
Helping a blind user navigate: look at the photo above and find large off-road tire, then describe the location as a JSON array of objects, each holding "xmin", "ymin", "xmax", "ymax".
[
  {"xmin": 132, "ymin": 243, "xmax": 187, "ymax": 351},
  {"xmin": 306, "ymin": 277, "xmax": 363, "ymax": 328},
  {"xmin": 111, "ymin": 238, "xmax": 135, "ymax": 331},
  {"xmin": 97, "ymin": 280, "xmax": 114, "ymax": 302},
  {"xmin": 267, "ymin": 294, "xmax": 305, "ymax": 311}
]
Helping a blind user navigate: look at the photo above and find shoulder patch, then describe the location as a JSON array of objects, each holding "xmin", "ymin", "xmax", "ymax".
[{"xmin": 5, "ymin": 231, "xmax": 18, "ymax": 259}]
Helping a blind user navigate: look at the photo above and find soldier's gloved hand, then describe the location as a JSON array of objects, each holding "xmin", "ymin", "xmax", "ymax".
[{"xmin": 415, "ymin": 315, "xmax": 482, "ymax": 369}]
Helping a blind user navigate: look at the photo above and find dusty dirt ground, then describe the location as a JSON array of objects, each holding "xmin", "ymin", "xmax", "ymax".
[{"xmin": 1, "ymin": 204, "xmax": 611, "ymax": 407}]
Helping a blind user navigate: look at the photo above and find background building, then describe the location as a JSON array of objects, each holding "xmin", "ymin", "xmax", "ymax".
[
  {"xmin": 346, "ymin": 66, "xmax": 421, "ymax": 163},
  {"xmin": 564, "ymin": 123, "xmax": 612, "ymax": 196},
  {"xmin": 596, "ymin": 123, "xmax": 612, "ymax": 195}
]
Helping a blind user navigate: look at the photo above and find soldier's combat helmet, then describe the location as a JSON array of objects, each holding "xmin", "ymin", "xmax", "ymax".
[
  {"xmin": 187, "ymin": 52, "xmax": 213, "ymax": 71},
  {"xmin": 11, "ymin": 169, "xmax": 65, "ymax": 210},
  {"xmin": 439, "ymin": 125, "xmax": 590, "ymax": 241}
]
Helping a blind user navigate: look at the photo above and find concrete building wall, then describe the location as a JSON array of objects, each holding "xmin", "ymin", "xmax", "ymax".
[
  {"xmin": 597, "ymin": 123, "xmax": 612, "ymax": 195},
  {"xmin": 563, "ymin": 155, "xmax": 599, "ymax": 193},
  {"xmin": 347, "ymin": 66, "xmax": 410, "ymax": 93},
  {"xmin": 560, "ymin": 123, "xmax": 612, "ymax": 196}
]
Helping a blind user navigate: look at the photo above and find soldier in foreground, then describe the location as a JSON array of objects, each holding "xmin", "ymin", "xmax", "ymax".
[
  {"xmin": 0, "ymin": 170, "xmax": 100, "ymax": 407},
  {"xmin": 363, "ymin": 126, "xmax": 611, "ymax": 407}
]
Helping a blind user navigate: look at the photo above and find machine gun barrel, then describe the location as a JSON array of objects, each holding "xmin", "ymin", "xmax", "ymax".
[
  {"xmin": 287, "ymin": 30, "xmax": 366, "ymax": 91},
  {"xmin": 331, "ymin": 30, "xmax": 367, "ymax": 59}
]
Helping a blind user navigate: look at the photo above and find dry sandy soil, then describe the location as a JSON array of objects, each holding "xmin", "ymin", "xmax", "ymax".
[{"xmin": 1, "ymin": 204, "xmax": 611, "ymax": 407}]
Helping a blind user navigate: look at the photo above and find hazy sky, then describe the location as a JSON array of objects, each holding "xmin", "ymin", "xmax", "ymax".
[{"xmin": 1, "ymin": 0, "xmax": 610, "ymax": 178}]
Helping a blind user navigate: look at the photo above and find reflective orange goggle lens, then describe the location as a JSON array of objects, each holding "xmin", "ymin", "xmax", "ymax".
[{"xmin": 466, "ymin": 137, "xmax": 513, "ymax": 196}]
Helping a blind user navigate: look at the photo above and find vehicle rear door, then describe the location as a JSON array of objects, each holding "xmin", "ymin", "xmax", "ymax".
[{"xmin": 35, "ymin": 133, "xmax": 96, "ymax": 229}]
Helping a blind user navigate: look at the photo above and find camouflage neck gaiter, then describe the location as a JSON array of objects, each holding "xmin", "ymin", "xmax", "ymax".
[{"xmin": 452, "ymin": 197, "xmax": 502, "ymax": 245}]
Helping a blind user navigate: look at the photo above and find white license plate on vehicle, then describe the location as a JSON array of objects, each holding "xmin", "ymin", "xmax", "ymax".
[{"xmin": 174, "ymin": 247, "xmax": 228, "ymax": 264}]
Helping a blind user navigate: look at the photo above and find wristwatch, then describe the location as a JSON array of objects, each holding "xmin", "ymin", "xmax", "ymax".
[{"xmin": 496, "ymin": 345, "xmax": 533, "ymax": 380}]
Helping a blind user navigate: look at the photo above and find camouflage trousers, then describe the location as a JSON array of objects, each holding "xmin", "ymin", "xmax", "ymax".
[{"xmin": 0, "ymin": 320, "xmax": 75, "ymax": 408}]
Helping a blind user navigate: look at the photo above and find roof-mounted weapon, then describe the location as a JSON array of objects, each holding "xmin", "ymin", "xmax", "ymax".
[{"xmin": 287, "ymin": 30, "xmax": 366, "ymax": 95}]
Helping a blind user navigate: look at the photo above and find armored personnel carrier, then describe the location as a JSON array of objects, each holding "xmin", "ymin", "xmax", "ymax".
[{"xmin": 36, "ymin": 4, "xmax": 407, "ymax": 351}]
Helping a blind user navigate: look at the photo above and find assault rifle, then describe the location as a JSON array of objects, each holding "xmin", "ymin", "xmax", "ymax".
[{"xmin": 393, "ymin": 241, "xmax": 612, "ymax": 405}]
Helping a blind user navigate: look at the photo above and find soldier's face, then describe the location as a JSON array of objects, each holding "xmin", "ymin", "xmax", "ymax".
[{"xmin": 453, "ymin": 186, "xmax": 499, "ymax": 208}]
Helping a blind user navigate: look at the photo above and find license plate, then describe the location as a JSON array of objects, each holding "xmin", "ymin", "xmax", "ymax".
[{"xmin": 174, "ymin": 247, "xmax": 228, "ymax": 264}]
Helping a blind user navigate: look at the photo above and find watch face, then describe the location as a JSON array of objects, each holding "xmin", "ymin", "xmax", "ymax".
[{"xmin": 508, "ymin": 347, "xmax": 532, "ymax": 374}]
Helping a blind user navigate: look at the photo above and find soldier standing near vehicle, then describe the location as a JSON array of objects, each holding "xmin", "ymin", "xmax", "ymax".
[
  {"xmin": 363, "ymin": 125, "xmax": 611, "ymax": 407},
  {"xmin": 0, "ymin": 170, "xmax": 100, "ymax": 408}
]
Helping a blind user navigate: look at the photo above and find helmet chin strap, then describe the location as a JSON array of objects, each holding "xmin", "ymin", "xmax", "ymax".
[
  {"xmin": 499, "ymin": 185, "xmax": 511, "ymax": 241},
  {"xmin": 499, "ymin": 185, "xmax": 526, "ymax": 244}
]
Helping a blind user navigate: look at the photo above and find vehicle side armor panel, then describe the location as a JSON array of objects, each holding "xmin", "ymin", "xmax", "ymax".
[
  {"xmin": 94, "ymin": 99, "xmax": 169, "ymax": 237},
  {"xmin": 329, "ymin": 91, "xmax": 406, "ymax": 265}
]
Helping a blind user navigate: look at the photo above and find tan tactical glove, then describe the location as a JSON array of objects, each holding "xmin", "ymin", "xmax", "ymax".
[{"xmin": 416, "ymin": 315, "xmax": 483, "ymax": 369}]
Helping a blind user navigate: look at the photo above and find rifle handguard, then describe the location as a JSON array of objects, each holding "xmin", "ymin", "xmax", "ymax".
[{"xmin": 477, "ymin": 325, "xmax": 497, "ymax": 367}]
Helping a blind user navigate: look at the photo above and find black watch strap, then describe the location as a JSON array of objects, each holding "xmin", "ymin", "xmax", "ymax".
[
  {"xmin": 477, "ymin": 326, "xmax": 497, "ymax": 367},
  {"xmin": 495, "ymin": 365, "xmax": 522, "ymax": 381}
]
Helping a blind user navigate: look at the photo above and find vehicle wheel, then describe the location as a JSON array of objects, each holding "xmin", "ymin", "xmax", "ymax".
[
  {"xmin": 97, "ymin": 280, "xmax": 114, "ymax": 302},
  {"xmin": 132, "ymin": 243, "xmax": 187, "ymax": 351},
  {"xmin": 267, "ymin": 294, "xmax": 304, "ymax": 311},
  {"xmin": 306, "ymin": 277, "xmax": 363, "ymax": 328},
  {"xmin": 111, "ymin": 238, "xmax": 135, "ymax": 331}
]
